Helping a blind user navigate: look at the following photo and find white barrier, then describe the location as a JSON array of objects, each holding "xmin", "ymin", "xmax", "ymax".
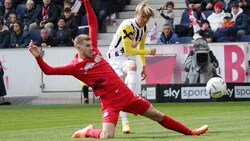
[{"xmin": 0, "ymin": 42, "xmax": 249, "ymax": 97}]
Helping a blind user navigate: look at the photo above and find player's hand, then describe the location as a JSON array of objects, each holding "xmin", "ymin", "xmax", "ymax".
[
  {"xmin": 28, "ymin": 40, "xmax": 40, "ymax": 57},
  {"xmin": 141, "ymin": 65, "xmax": 147, "ymax": 80},
  {"xmin": 150, "ymin": 48, "xmax": 156, "ymax": 55},
  {"xmin": 206, "ymin": 3, "xmax": 212, "ymax": 9}
]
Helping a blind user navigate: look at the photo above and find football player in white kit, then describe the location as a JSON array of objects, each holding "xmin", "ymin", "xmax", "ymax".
[{"xmin": 107, "ymin": 1, "xmax": 156, "ymax": 134}]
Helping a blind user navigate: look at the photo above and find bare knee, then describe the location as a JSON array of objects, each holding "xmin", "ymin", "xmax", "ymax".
[
  {"xmin": 100, "ymin": 131, "xmax": 115, "ymax": 138},
  {"xmin": 124, "ymin": 61, "xmax": 137, "ymax": 72},
  {"xmin": 100, "ymin": 122, "xmax": 116, "ymax": 138}
]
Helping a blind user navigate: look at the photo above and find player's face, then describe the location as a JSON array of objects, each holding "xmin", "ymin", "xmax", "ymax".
[
  {"xmin": 135, "ymin": 12, "xmax": 150, "ymax": 28},
  {"xmin": 81, "ymin": 40, "xmax": 93, "ymax": 59}
]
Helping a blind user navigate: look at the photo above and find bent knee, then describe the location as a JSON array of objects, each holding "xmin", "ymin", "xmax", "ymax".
[{"xmin": 124, "ymin": 61, "xmax": 137, "ymax": 71}]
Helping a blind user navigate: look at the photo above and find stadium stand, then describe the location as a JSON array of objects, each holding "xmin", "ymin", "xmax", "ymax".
[
  {"xmin": 16, "ymin": 3, "xmax": 26, "ymax": 18},
  {"xmin": 98, "ymin": 0, "xmax": 186, "ymax": 45},
  {"xmin": 178, "ymin": 37, "xmax": 192, "ymax": 44},
  {"xmin": 240, "ymin": 35, "xmax": 250, "ymax": 42}
]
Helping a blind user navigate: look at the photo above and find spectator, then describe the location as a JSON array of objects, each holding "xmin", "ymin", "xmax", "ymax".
[
  {"xmin": 29, "ymin": 0, "xmax": 59, "ymax": 32},
  {"xmin": 80, "ymin": 81, "xmax": 89, "ymax": 104},
  {"xmin": 18, "ymin": 0, "xmax": 36, "ymax": 30},
  {"xmin": 222, "ymin": 0, "xmax": 238, "ymax": 12},
  {"xmin": 0, "ymin": 18, "xmax": 10, "ymax": 48},
  {"xmin": 61, "ymin": 7, "xmax": 78, "ymax": 38},
  {"xmin": 207, "ymin": 2, "xmax": 225, "ymax": 32},
  {"xmin": 4, "ymin": 0, "xmax": 25, "ymax": 9},
  {"xmin": 231, "ymin": 1, "xmax": 248, "ymax": 40},
  {"xmin": 185, "ymin": 0, "xmax": 207, "ymax": 21},
  {"xmin": 157, "ymin": 23, "xmax": 179, "ymax": 44},
  {"xmin": 184, "ymin": 38, "xmax": 219, "ymax": 83},
  {"xmin": 50, "ymin": 18, "xmax": 73, "ymax": 47},
  {"xmin": 0, "ymin": 0, "xmax": 16, "ymax": 20},
  {"xmin": 239, "ymin": 0, "xmax": 250, "ymax": 15},
  {"xmin": 111, "ymin": 0, "xmax": 127, "ymax": 13},
  {"xmin": 0, "ymin": 61, "xmax": 6, "ymax": 97},
  {"xmin": 64, "ymin": 0, "xmax": 85, "ymax": 25},
  {"xmin": 91, "ymin": 0, "xmax": 114, "ymax": 32},
  {"xmin": 10, "ymin": 21, "xmax": 30, "ymax": 48},
  {"xmin": 158, "ymin": 1, "xmax": 175, "ymax": 30},
  {"xmin": 37, "ymin": 28, "xmax": 56, "ymax": 47},
  {"xmin": 194, "ymin": 20, "xmax": 214, "ymax": 42},
  {"xmin": 200, "ymin": 0, "xmax": 223, "ymax": 15},
  {"xmin": 5, "ymin": 12, "xmax": 17, "ymax": 32},
  {"xmin": 52, "ymin": 0, "xmax": 64, "ymax": 10},
  {"xmin": 213, "ymin": 12, "xmax": 237, "ymax": 42},
  {"xmin": 239, "ymin": 0, "xmax": 250, "ymax": 33},
  {"xmin": 222, "ymin": 12, "xmax": 236, "ymax": 27}
]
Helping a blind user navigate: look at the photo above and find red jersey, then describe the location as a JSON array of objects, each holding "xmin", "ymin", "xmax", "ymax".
[{"xmin": 35, "ymin": 0, "xmax": 125, "ymax": 97}]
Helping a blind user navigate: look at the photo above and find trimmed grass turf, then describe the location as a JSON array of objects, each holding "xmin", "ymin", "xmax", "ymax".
[{"xmin": 0, "ymin": 102, "xmax": 250, "ymax": 141}]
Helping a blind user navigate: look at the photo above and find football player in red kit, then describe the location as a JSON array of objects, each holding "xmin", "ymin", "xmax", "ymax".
[{"xmin": 28, "ymin": 0, "xmax": 208, "ymax": 138}]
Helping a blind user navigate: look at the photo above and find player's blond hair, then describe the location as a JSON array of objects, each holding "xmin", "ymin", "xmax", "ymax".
[
  {"xmin": 74, "ymin": 34, "xmax": 90, "ymax": 46},
  {"xmin": 135, "ymin": 1, "xmax": 154, "ymax": 17}
]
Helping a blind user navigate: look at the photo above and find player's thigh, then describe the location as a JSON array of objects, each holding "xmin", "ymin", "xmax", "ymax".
[
  {"xmin": 102, "ymin": 106, "xmax": 120, "ymax": 126},
  {"xmin": 100, "ymin": 122, "xmax": 116, "ymax": 138},
  {"xmin": 108, "ymin": 58, "xmax": 125, "ymax": 77},
  {"xmin": 123, "ymin": 95, "xmax": 150, "ymax": 115}
]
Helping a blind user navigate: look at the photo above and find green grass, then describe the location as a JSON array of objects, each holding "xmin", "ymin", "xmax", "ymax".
[{"xmin": 0, "ymin": 102, "xmax": 250, "ymax": 141}]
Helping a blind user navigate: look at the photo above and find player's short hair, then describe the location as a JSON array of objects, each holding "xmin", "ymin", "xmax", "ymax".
[
  {"xmin": 135, "ymin": 1, "xmax": 154, "ymax": 17},
  {"xmin": 74, "ymin": 34, "xmax": 90, "ymax": 46}
]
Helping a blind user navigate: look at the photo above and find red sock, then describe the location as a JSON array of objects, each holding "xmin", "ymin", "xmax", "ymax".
[
  {"xmin": 86, "ymin": 129, "xmax": 102, "ymax": 138},
  {"xmin": 158, "ymin": 115, "xmax": 192, "ymax": 135}
]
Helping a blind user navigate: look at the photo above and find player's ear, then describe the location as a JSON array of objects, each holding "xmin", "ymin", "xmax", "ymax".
[{"xmin": 75, "ymin": 45, "xmax": 81, "ymax": 51}]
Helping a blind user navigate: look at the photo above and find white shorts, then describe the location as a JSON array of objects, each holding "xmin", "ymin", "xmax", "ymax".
[{"xmin": 108, "ymin": 54, "xmax": 136, "ymax": 77}]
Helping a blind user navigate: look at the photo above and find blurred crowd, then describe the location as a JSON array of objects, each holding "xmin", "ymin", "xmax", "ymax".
[
  {"xmin": 0, "ymin": 0, "xmax": 128, "ymax": 48},
  {"xmin": 156, "ymin": 0, "xmax": 250, "ymax": 44}
]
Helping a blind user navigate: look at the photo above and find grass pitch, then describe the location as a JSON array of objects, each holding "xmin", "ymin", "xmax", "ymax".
[{"xmin": 0, "ymin": 102, "xmax": 250, "ymax": 141}]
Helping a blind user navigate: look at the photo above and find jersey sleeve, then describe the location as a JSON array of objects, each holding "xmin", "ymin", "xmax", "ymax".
[
  {"xmin": 36, "ymin": 55, "xmax": 74, "ymax": 75},
  {"xmin": 84, "ymin": 0, "xmax": 98, "ymax": 50},
  {"xmin": 121, "ymin": 25, "xmax": 151, "ymax": 55},
  {"xmin": 137, "ymin": 34, "xmax": 147, "ymax": 65}
]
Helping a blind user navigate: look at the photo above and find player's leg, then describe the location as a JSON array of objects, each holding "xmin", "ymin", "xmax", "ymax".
[
  {"xmin": 143, "ymin": 105, "xmax": 208, "ymax": 135},
  {"xmin": 123, "ymin": 60, "xmax": 137, "ymax": 93},
  {"xmin": 82, "ymin": 85, "xmax": 89, "ymax": 104},
  {"xmin": 118, "ymin": 60, "xmax": 138, "ymax": 133},
  {"xmin": 100, "ymin": 122, "xmax": 116, "ymax": 138},
  {"xmin": 123, "ymin": 94, "xmax": 208, "ymax": 136},
  {"xmin": 71, "ymin": 108, "xmax": 119, "ymax": 138}
]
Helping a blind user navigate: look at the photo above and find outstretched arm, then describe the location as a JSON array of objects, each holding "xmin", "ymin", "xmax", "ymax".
[
  {"xmin": 28, "ymin": 41, "xmax": 74, "ymax": 75},
  {"xmin": 84, "ymin": 0, "xmax": 98, "ymax": 49}
]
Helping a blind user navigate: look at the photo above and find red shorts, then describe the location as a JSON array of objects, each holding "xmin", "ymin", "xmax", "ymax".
[{"xmin": 100, "ymin": 85, "xmax": 151, "ymax": 125}]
